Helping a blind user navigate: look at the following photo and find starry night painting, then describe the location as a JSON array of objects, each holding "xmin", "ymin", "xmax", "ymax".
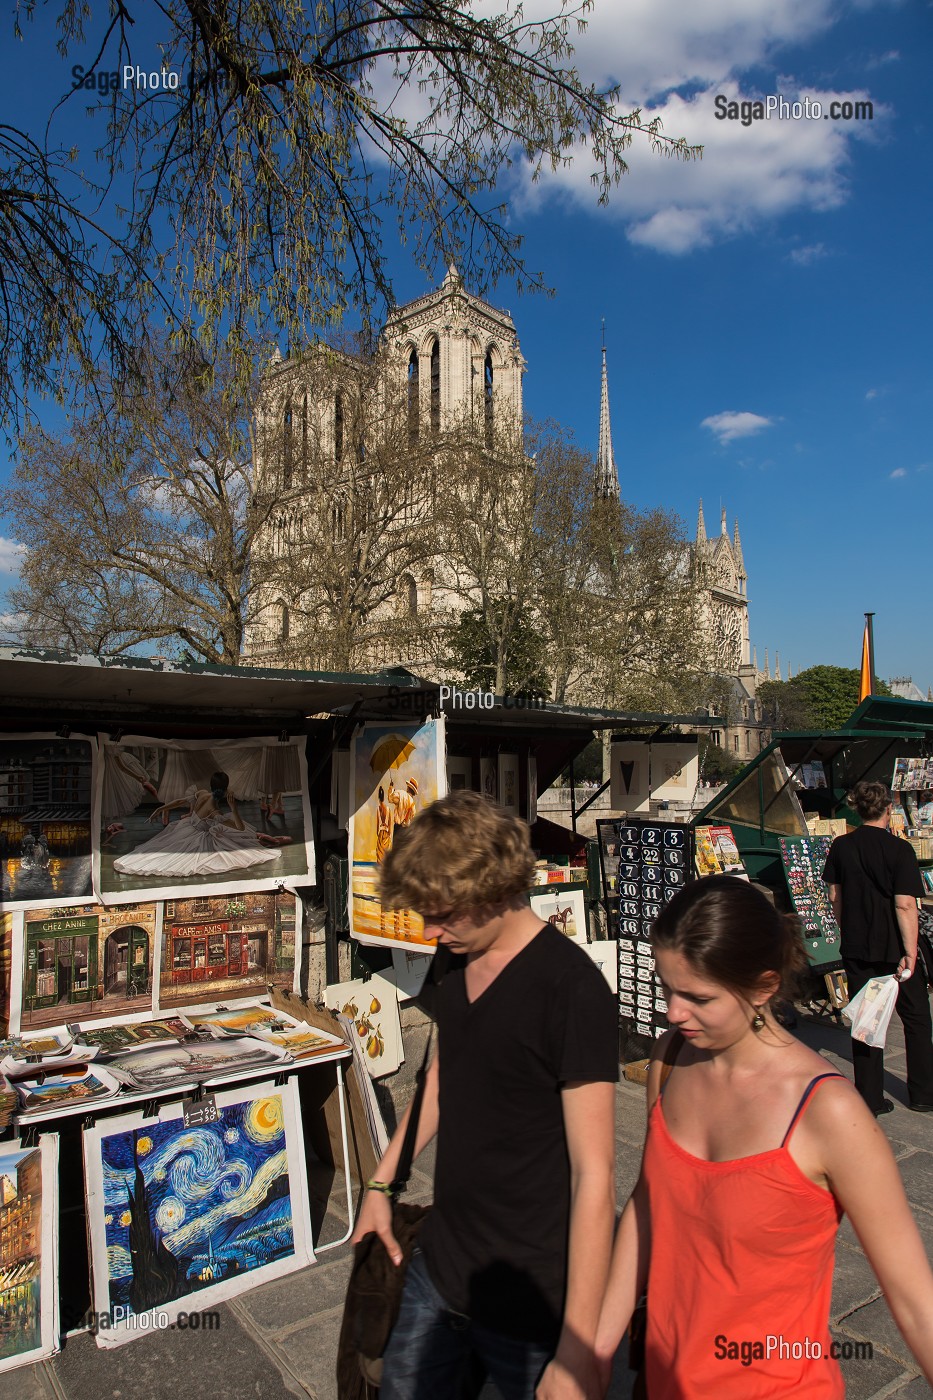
[{"xmin": 84, "ymin": 1082, "xmax": 313, "ymax": 1346}]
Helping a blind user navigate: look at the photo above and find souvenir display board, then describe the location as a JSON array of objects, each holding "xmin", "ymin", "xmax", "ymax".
[
  {"xmin": 83, "ymin": 1080, "xmax": 313, "ymax": 1347},
  {"xmin": 693, "ymin": 824, "xmax": 749, "ymax": 879},
  {"xmin": 892, "ymin": 757, "xmax": 933, "ymax": 792},
  {"xmin": 0, "ymin": 1134, "xmax": 59, "ymax": 1373},
  {"xmin": 0, "ymin": 734, "xmax": 96, "ymax": 908},
  {"xmin": 348, "ymin": 719, "xmax": 445, "ymax": 949},
  {"xmin": 609, "ymin": 820, "xmax": 693, "ymax": 1045},
  {"xmin": 94, "ymin": 735, "xmax": 314, "ymax": 904},
  {"xmin": 778, "ymin": 837, "xmax": 842, "ymax": 968}
]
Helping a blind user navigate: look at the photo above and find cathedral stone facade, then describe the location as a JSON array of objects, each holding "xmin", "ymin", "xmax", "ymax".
[
  {"xmin": 244, "ymin": 267, "xmax": 527, "ymax": 669},
  {"xmin": 245, "ymin": 271, "xmax": 778, "ymax": 737}
]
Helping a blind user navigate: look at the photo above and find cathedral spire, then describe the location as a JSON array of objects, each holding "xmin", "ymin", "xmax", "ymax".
[
  {"xmin": 752, "ymin": 645, "xmax": 758, "ymax": 672},
  {"xmin": 733, "ymin": 518, "xmax": 746, "ymax": 578},
  {"xmin": 596, "ymin": 328, "xmax": 620, "ymax": 499},
  {"xmin": 775, "ymin": 651, "xmax": 782, "ymax": 682},
  {"xmin": 763, "ymin": 648, "xmax": 770, "ymax": 680},
  {"xmin": 721, "ymin": 506, "xmax": 728, "ymax": 535},
  {"xmin": 696, "ymin": 500, "xmax": 707, "ymax": 544}
]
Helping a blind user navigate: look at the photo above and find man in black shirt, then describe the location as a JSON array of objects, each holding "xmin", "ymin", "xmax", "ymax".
[
  {"xmin": 823, "ymin": 780, "xmax": 933, "ymax": 1115},
  {"xmin": 351, "ymin": 791, "xmax": 618, "ymax": 1400}
]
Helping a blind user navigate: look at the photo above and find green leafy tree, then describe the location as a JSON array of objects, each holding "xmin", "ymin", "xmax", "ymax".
[
  {"xmin": 448, "ymin": 601, "xmax": 549, "ymax": 695},
  {"xmin": 759, "ymin": 666, "xmax": 892, "ymax": 732}
]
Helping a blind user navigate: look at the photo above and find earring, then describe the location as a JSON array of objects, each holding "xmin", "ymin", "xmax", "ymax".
[{"xmin": 752, "ymin": 1007, "xmax": 766, "ymax": 1032}]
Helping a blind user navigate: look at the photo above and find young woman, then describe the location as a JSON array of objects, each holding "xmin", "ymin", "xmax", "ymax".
[{"xmin": 595, "ymin": 875, "xmax": 933, "ymax": 1398}]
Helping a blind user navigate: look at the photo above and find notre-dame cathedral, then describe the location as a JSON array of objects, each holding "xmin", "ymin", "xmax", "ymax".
[{"xmin": 244, "ymin": 268, "xmax": 779, "ymax": 742}]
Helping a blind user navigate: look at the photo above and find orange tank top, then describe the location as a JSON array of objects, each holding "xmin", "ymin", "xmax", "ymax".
[{"xmin": 643, "ymin": 1071, "xmax": 845, "ymax": 1399}]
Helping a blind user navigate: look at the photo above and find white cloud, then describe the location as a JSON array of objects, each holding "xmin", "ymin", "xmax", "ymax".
[
  {"xmin": 514, "ymin": 79, "xmax": 885, "ymax": 255},
  {"xmin": 373, "ymin": 1, "xmax": 890, "ymax": 256},
  {"xmin": 889, "ymin": 468, "xmax": 907, "ymax": 479},
  {"xmin": 865, "ymin": 388, "xmax": 878, "ymax": 399},
  {"xmin": 0, "ymin": 538, "xmax": 26, "ymax": 575},
  {"xmin": 521, "ymin": 0, "xmax": 839, "ymax": 103},
  {"xmin": 702, "ymin": 411, "xmax": 774, "ymax": 444},
  {"xmin": 788, "ymin": 242, "xmax": 828, "ymax": 265}
]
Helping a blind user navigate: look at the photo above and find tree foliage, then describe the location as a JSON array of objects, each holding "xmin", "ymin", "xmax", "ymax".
[
  {"xmin": 758, "ymin": 665, "xmax": 892, "ymax": 732},
  {"xmin": 3, "ymin": 1, "xmax": 699, "ymax": 425}
]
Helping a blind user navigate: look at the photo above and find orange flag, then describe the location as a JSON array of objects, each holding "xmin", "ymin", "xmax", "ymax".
[{"xmin": 858, "ymin": 617, "xmax": 873, "ymax": 702}]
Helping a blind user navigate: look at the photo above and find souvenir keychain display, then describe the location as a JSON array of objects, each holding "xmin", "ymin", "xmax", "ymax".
[
  {"xmin": 615, "ymin": 820, "xmax": 694, "ymax": 1047},
  {"xmin": 779, "ymin": 835, "xmax": 842, "ymax": 967}
]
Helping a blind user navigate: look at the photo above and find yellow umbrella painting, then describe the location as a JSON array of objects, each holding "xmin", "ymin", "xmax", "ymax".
[{"xmin": 369, "ymin": 734, "xmax": 417, "ymax": 772}]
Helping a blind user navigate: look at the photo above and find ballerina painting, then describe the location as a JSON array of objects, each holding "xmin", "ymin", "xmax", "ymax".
[{"xmin": 95, "ymin": 735, "xmax": 315, "ymax": 903}]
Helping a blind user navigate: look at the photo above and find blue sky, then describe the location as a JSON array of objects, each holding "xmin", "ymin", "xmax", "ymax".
[{"xmin": 1, "ymin": 1, "xmax": 931, "ymax": 692}]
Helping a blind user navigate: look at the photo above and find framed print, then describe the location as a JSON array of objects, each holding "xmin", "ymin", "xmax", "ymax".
[
  {"xmin": 83, "ymin": 1080, "xmax": 313, "ymax": 1346},
  {"xmin": 582, "ymin": 941, "xmax": 619, "ymax": 994},
  {"xmin": 0, "ymin": 1134, "xmax": 59, "ymax": 1372},
  {"xmin": 445, "ymin": 756, "xmax": 473, "ymax": 793},
  {"xmin": 479, "ymin": 756, "xmax": 496, "ymax": 802},
  {"xmin": 324, "ymin": 975, "xmax": 403, "ymax": 1078},
  {"xmin": 0, "ymin": 733, "xmax": 95, "ymax": 908},
  {"xmin": 11, "ymin": 902, "xmax": 159, "ymax": 1035},
  {"xmin": 348, "ymin": 719, "xmax": 445, "ymax": 950},
  {"xmin": 529, "ymin": 889, "xmax": 589, "ymax": 945},
  {"xmin": 497, "ymin": 753, "xmax": 520, "ymax": 816},
  {"xmin": 527, "ymin": 753, "xmax": 538, "ymax": 823},
  {"xmin": 155, "ymin": 890, "xmax": 300, "ymax": 1012},
  {"xmin": 103, "ymin": 1037, "xmax": 287, "ymax": 1093},
  {"xmin": 94, "ymin": 736, "xmax": 314, "ymax": 905}
]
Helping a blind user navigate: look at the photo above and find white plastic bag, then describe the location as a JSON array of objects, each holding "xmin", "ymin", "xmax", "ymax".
[{"xmin": 842, "ymin": 974, "xmax": 900, "ymax": 1049}]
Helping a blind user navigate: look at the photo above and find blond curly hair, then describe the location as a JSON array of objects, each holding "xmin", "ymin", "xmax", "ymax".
[{"xmin": 380, "ymin": 790, "xmax": 536, "ymax": 913}]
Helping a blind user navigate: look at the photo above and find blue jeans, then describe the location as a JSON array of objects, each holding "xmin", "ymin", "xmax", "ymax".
[{"xmin": 381, "ymin": 1249, "xmax": 555, "ymax": 1400}]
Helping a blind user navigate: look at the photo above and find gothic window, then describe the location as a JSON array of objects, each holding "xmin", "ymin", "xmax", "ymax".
[
  {"xmin": 280, "ymin": 603, "xmax": 290, "ymax": 641},
  {"xmin": 283, "ymin": 399, "xmax": 293, "ymax": 487},
  {"xmin": 733, "ymin": 735, "xmax": 740, "ymax": 753},
  {"xmin": 430, "ymin": 339, "xmax": 440, "ymax": 434},
  {"xmin": 334, "ymin": 392, "xmax": 344, "ymax": 462},
  {"xmin": 332, "ymin": 493, "xmax": 346, "ymax": 541},
  {"xmin": 407, "ymin": 349, "xmax": 419, "ymax": 443},
  {"xmin": 400, "ymin": 574, "xmax": 418, "ymax": 616},
  {"xmin": 711, "ymin": 730, "xmax": 722, "ymax": 746},
  {"xmin": 301, "ymin": 394, "xmax": 308, "ymax": 469},
  {"xmin": 484, "ymin": 350, "xmax": 494, "ymax": 448}
]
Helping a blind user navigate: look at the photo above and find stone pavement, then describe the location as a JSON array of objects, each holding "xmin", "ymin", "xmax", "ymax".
[{"xmin": 4, "ymin": 1009, "xmax": 933, "ymax": 1400}]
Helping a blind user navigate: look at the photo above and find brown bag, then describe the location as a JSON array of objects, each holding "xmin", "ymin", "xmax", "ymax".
[
  {"xmin": 335, "ymin": 1201, "xmax": 429, "ymax": 1398},
  {"xmin": 335, "ymin": 1020, "xmax": 436, "ymax": 1400}
]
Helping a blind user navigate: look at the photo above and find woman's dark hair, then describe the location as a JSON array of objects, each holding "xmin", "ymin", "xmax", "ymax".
[
  {"xmin": 652, "ymin": 875, "xmax": 807, "ymax": 1000},
  {"xmin": 210, "ymin": 770, "xmax": 230, "ymax": 804},
  {"xmin": 847, "ymin": 780, "xmax": 892, "ymax": 822}
]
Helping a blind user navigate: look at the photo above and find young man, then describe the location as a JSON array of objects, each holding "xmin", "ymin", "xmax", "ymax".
[
  {"xmin": 350, "ymin": 791, "xmax": 618, "ymax": 1400},
  {"xmin": 823, "ymin": 779, "xmax": 933, "ymax": 1115}
]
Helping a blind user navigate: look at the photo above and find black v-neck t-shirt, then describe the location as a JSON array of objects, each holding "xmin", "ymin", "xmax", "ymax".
[
  {"xmin": 822, "ymin": 824, "xmax": 923, "ymax": 962},
  {"xmin": 418, "ymin": 924, "xmax": 618, "ymax": 1344}
]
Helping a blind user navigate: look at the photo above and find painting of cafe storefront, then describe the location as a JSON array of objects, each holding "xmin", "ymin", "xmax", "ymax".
[
  {"xmin": 21, "ymin": 904, "xmax": 156, "ymax": 1031},
  {"xmin": 160, "ymin": 893, "xmax": 296, "ymax": 1009}
]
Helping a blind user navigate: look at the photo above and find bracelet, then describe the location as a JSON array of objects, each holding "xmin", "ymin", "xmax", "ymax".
[{"xmin": 365, "ymin": 1178, "xmax": 396, "ymax": 1196}]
